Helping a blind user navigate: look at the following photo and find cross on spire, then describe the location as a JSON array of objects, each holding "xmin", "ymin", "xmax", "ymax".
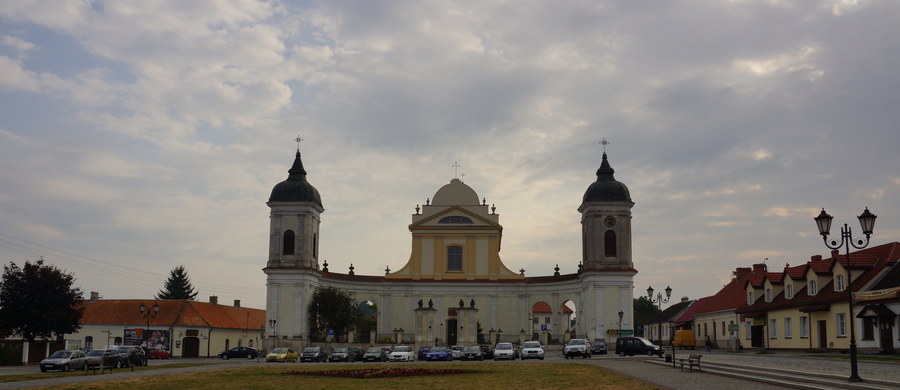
[
  {"xmin": 600, "ymin": 137, "xmax": 610, "ymax": 154},
  {"xmin": 452, "ymin": 161, "xmax": 461, "ymax": 179},
  {"xmin": 294, "ymin": 134, "xmax": 303, "ymax": 152}
]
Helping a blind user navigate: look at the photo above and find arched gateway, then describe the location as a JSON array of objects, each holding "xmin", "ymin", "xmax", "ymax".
[{"xmin": 264, "ymin": 145, "xmax": 636, "ymax": 348}]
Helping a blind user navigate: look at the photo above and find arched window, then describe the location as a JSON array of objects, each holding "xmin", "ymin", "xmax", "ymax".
[
  {"xmin": 439, "ymin": 216, "xmax": 473, "ymax": 224},
  {"xmin": 225, "ymin": 339, "xmax": 230, "ymax": 351},
  {"xmin": 282, "ymin": 230, "xmax": 295, "ymax": 255},
  {"xmin": 604, "ymin": 230, "xmax": 617, "ymax": 257},
  {"xmin": 447, "ymin": 246, "xmax": 463, "ymax": 271},
  {"xmin": 85, "ymin": 336, "xmax": 93, "ymax": 349}
]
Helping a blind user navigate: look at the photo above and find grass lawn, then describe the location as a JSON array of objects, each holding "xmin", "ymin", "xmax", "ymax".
[
  {"xmin": 0, "ymin": 363, "xmax": 214, "ymax": 383},
  {"xmin": 27, "ymin": 363, "xmax": 659, "ymax": 390}
]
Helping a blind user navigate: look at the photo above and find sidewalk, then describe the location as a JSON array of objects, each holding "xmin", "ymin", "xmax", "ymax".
[{"xmin": 590, "ymin": 359, "xmax": 793, "ymax": 390}]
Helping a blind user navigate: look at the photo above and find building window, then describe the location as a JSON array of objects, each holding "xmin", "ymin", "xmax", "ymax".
[
  {"xmin": 744, "ymin": 322, "xmax": 751, "ymax": 340},
  {"xmin": 836, "ymin": 313, "xmax": 846, "ymax": 337},
  {"xmin": 835, "ymin": 274, "xmax": 845, "ymax": 292},
  {"xmin": 447, "ymin": 246, "xmax": 463, "ymax": 271},
  {"xmin": 747, "ymin": 291, "xmax": 754, "ymax": 305},
  {"xmin": 225, "ymin": 339, "xmax": 230, "ymax": 350},
  {"xmin": 800, "ymin": 316, "xmax": 809, "ymax": 338},
  {"xmin": 532, "ymin": 318, "xmax": 539, "ymax": 324},
  {"xmin": 765, "ymin": 288, "xmax": 772, "ymax": 302},
  {"xmin": 728, "ymin": 321, "xmax": 734, "ymax": 336},
  {"xmin": 282, "ymin": 230, "xmax": 295, "ymax": 255},
  {"xmin": 862, "ymin": 317, "xmax": 875, "ymax": 340},
  {"xmin": 786, "ymin": 284, "xmax": 793, "ymax": 299},
  {"xmin": 808, "ymin": 280, "xmax": 817, "ymax": 296},
  {"xmin": 769, "ymin": 319, "xmax": 777, "ymax": 339},
  {"xmin": 784, "ymin": 318, "xmax": 793, "ymax": 339},
  {"xmin": 313, "ymin": 233, "xmax": 318, "ymax": 259},
  {"xmin": 438, "ymin": 216, "xmax": 473, "ymax": 224},
  {"xmin": 721, "ymin": 321, "xmax": 726, "ymax": 336},
  {"xmin": 604, "ymin": 230, "xmax": 617, "ymax": 257},
  {"xmin": 85, "ymin": 336, "xmax": 93, "ymax": 349},
  {"xmin": 703, "ymin": 323, "xmax": 708, "ymax": 337}
]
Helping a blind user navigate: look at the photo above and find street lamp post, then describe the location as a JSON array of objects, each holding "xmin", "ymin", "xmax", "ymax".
[
  {"xmin": 814, "ymin": 207, "xmax": 876, "ymax": 383},
  {"xmin": 646, "ymin": 286, "xmax": 672, "ymax": 347},
  {"xmin": 138, "ymin": 302, "xmax": 159, "ymax": 365}
]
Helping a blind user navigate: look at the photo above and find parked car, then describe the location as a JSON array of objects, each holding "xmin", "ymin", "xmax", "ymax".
[
  {"xmin": 417, "ymin": 346, "xmax": 432, "ymax": 360},
  {"xmin": 425, "ymin": 346, "xmax": 453, "ymax": 361},
  {"xmin": 450, "ymin": 345, "xmax": 464, "ymax": 360},
  {"xmin": 479, "ymin": 344, "xmax": 494, "ymax": 359},
  {"xmin": 300, "ymin": 346, "xmax": 328, "ymax": 362},
  {"xmin": 461, "ymin": 345, "xmax": 483, "ymax": 361},
  {"xmin": 350, "ymin": 347, "xmax": 366, "ymax": 361},
  {"xmin": 563, "ymin": 338, "xmax": 591, "ymax": 359},
  {"xmin": 493, "ymin": 342, "xmax": 517, "ymax": 360},
  {"xmin": 362, "ymin": 346, "xmax": 388, "ymax": 362},
  {"xmin": 590, "ymin": 340, "xmax": 608, "ymax": 355},
  {"xmin": 84, "ymin": 349, "xmax": 120, "ymax": 368},
  {"xmin": 615, "ymin": 337, "xmax": 663, "ymax": 357},
  {"xmin": 114, "ymin": 345, "xmax": 146, "ymax": 367},
  {"xmin": 521, "ymin": 341, "xmax": 544, "ymax": 360},
  {"xmin": 389, "ymin": 345, "xmax": 415, "ymax": 362},
  {"xmin": 146, "ymin": 348, "xmax": 172, "ymax": 359},
  {"xmin": 329, "ymin": 347, "xmax": 355, "ymax": 362},
  {"xmin": 266, "ymin": 347, "xmax": 298, "ymax": 362},
  {"xmin": 40, "ymin": 350, "xmax": 88, "ymax": 372},
  {"xmin": 218, "ymin": 346, "xmax": 258, "ymax": 360}
]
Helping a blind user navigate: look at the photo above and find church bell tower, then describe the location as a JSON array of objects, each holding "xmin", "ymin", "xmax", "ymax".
[{"xmin": 578, "ymin": 146, "xmax": 634, "ymax": 270}]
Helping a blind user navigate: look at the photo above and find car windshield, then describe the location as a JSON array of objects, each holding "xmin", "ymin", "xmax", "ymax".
[
  {"xmin": 333, "ymin": 348, "xmax": 348, "ymax": 353},
  {"xmin": 115, "ymin": 347, "xmax": 132, "ymax": 353},
  {"xmin": 524, "ymin": 342, "xmax": 541, "ymax": 348},
  {"xmin": 463, "ymin": 346, "xmax": 480, "ymax": 352},
  {"xmin": 86, "ymin": 350, "xmax": 104, "ymax": 356},
  {"xmin": 639, "ymin": 338, "xmax": 655, "ymax": 346},
  {"xmin": 272, "ymin": 348, "xmax": 287, "ymax": 353},
  {"xmin": 430, "ymin": 346, "xmax": 448, "ymax": 352},
  {"xmin": 496, "ymin": 343, "xmax": 512, "ymax": 350},
  {"xmin": 593, "ymin": 341, "xmax": 606, "ymax": 346},
  {"xmin": 366, "ymin": 347, "xmax": 382, "ymax": 353},
  {"xmin": 419, "ymin": 347, "xmax": 431, "ymax": 351},
  {"xmin": 49, "ymin": 351, "xmax": 72, "ymax": 358},
  {"xmin": 394, "ymin": 346, "xmax": 411, "ymax": 352},
  {"xmin": 303, "ymin": 347, "xmax": 319, "ymax": 353},
  {"xmin": 568, "ymin": 339, "xmax": 586, "ymax": 345},
  {"xmin": 451, "ymin": 346, "xmax": 462, "ymax": 351}
]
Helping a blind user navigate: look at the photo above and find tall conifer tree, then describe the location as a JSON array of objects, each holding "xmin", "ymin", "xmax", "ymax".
[{"xmin": 155, "ymin": 265, "xmax": 198, "ymax": 300}]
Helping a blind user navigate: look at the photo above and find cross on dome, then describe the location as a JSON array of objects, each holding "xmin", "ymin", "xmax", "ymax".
[
  {"xmin": 294, "ymin": 134, "xmax": 303, "ymax": 152},
  {"xmin": 452, "ymin": 161, "xmax": 462, "ymax": 179},
  {"xmin": 600, "ymin": 137, "xmax": 610, "ymax": 154}
]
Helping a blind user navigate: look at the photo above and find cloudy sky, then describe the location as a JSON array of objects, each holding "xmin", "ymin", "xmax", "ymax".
[{"xmin": 1, "ymin": 1, "xmax": 898, "ymax": 311}]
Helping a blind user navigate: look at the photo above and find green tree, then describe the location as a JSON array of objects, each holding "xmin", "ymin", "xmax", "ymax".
[
  {"xmin": 307, "ymin": 286, "xmax": 362, "ymax": 341},
  {"xmin": 155, "ymin": 265, "xmax": 198, "ymax": 300},
  {"xmin": 633, "ymin": 296, "xmax": 660, "ymax": 337},
  {"xmin": 0, "ymin": 259, "xmax": 84, "ymax": 341}
]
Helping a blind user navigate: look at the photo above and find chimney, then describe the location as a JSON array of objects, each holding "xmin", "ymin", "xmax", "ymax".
[
  {"xmin": 89, "ymin": 291, "xmax": 100, "ymax": 302},
  {"xmin": 811, "ymin": 255, "xmax": 822, "ymax": 262},
  {"xmin": 752, "ymin": 263, "xmax": 767, "ymax": 273},
  {"xmin": 831, "ymin": 249, "xmax": 839, "ymax": 259},
  {"xmin": 209, "ymin": 296, "xmax": 218, "ymax": 305},
  {"xmin": 681, "ymin": 296, "xmax": 689, "ymax": 303},
  {"xmin": 734, "ymin": 267, "xmax": 751, "ymax": 279},
  {"xmin": 233, "ymin": 300, "xmax": 241, "ymax": 308}
]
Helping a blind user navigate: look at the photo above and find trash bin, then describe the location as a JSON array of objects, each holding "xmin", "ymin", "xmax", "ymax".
[{"xmin": 665, "ymin": 353, "xmax": 672, "ymax": 362}]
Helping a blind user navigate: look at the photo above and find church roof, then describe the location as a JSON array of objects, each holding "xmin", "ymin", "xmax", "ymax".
[
  {"xmin": 432, "ymin": 178, "xmax": 479, "ymax": 205},
  {"xmin": 582, "ymin": 153, "xmax": 631, "ymax": 203},
  {"xmin": 269, "ymin": 151, "xmax": 322, "ymax": 206}
]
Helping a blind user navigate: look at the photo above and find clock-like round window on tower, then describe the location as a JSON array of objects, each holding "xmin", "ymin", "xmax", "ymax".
[{"xmin": 604, "ymin": 216, "xmax": 616, "ymax": 227}]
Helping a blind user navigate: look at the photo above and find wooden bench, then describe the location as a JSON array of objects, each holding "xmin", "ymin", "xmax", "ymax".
[
  {"xmin": 85, "ymin": 365, "xmax": 114, "ymax": 375},
  {"xmin": 678, "ymin": 354, "xmax": 702, "ymax": 372}
]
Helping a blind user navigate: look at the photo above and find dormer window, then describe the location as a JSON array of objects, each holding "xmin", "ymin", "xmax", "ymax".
[
  {"xmin": 439, "ymin": 216, "xmax": 473, "ymax": 224},
  {"xmin": 785, "ymin": 284, "xmax": 793, "ymax": 299},
  {"xmin": 835, "ymin": 274, "xmax": 845, "ymax": 292},
  {"xmin": 765, "ymin": 288, "xmax": 772, "ymax": 302},
  {"xmin": 747, "ymin": 291, "xmax": 754, "ymax": 305},
  {"xmin": 808, "ymin": 280, "xmax": 817, "ymax": 296}
]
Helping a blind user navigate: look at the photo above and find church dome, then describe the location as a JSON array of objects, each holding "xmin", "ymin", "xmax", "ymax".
[
  {"xmin": 583, "ymin": 153, "xmax": 631, "ymax": 203},
  {"xmin": 269, "ymin": 151, "xmax": 322, "ymax": 206},
  {"xmin": 432, "ymin": 178, "xmax": 480, "ymax": 205}
]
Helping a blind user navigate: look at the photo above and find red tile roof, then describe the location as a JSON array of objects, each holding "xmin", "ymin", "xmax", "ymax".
[
  {"xmin": 765, "ymin": 272, "xmax": 784, "ymax": 284},
  {"xmin": 783, "ymin": 264, "xmax": 807, "ymax": 280},
  {"xmin": 79, "ymin": 299, "xmax": 265, "ymax": 330}
]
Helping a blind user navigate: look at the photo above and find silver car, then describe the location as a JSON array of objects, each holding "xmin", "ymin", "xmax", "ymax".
[{"xmin": 40, "ymin": 350, "xmax": 88, "ymax": 372}]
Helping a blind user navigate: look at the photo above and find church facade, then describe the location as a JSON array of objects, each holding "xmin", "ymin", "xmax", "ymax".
[{"xmin": 264, "ymin": 147, "xmax": 637, "ymax": 347}]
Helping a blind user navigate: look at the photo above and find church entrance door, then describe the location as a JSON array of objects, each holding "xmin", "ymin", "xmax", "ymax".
[{"xmin": 447, "ymin": 319, "xmax": 457, "ymax": 345}]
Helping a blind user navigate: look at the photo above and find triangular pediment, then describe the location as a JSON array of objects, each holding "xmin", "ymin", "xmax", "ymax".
[{"xmin": 410, "ymin": 206, "xmax": 500, "ymax": 229}]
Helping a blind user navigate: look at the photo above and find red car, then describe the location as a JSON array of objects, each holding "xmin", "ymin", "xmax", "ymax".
[{"xmin": 146, "ymin": 348, "xmax": 172, "ymax": 359}]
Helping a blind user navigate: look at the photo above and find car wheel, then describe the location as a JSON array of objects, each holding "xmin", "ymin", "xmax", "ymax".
[
  {"xmin": 247, "ymin": 354, "xmax": 253, "ymax": 359},
  {"xmin": 647, "ymin": 350, "xmax": 654, "ymax": 356},
  {"xmin": 223, "ymin": 355, "xmax": 230, "ymax": 360},
  {"xmin": 63, "ymin": 364, "xmax": 70, "ymax": 372},
  {"xmin": 540, "ymin": 357, "xmax": 544, "ymax": 360},
  {"xmin": 40, "ymin": 367, "xmax": 47, "ymax": 373}
]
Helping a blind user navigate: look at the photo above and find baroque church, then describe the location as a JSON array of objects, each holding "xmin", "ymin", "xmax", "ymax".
[{"xmin": 264, "ymin": 144, "xmax": 637, "ymax": 347}]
